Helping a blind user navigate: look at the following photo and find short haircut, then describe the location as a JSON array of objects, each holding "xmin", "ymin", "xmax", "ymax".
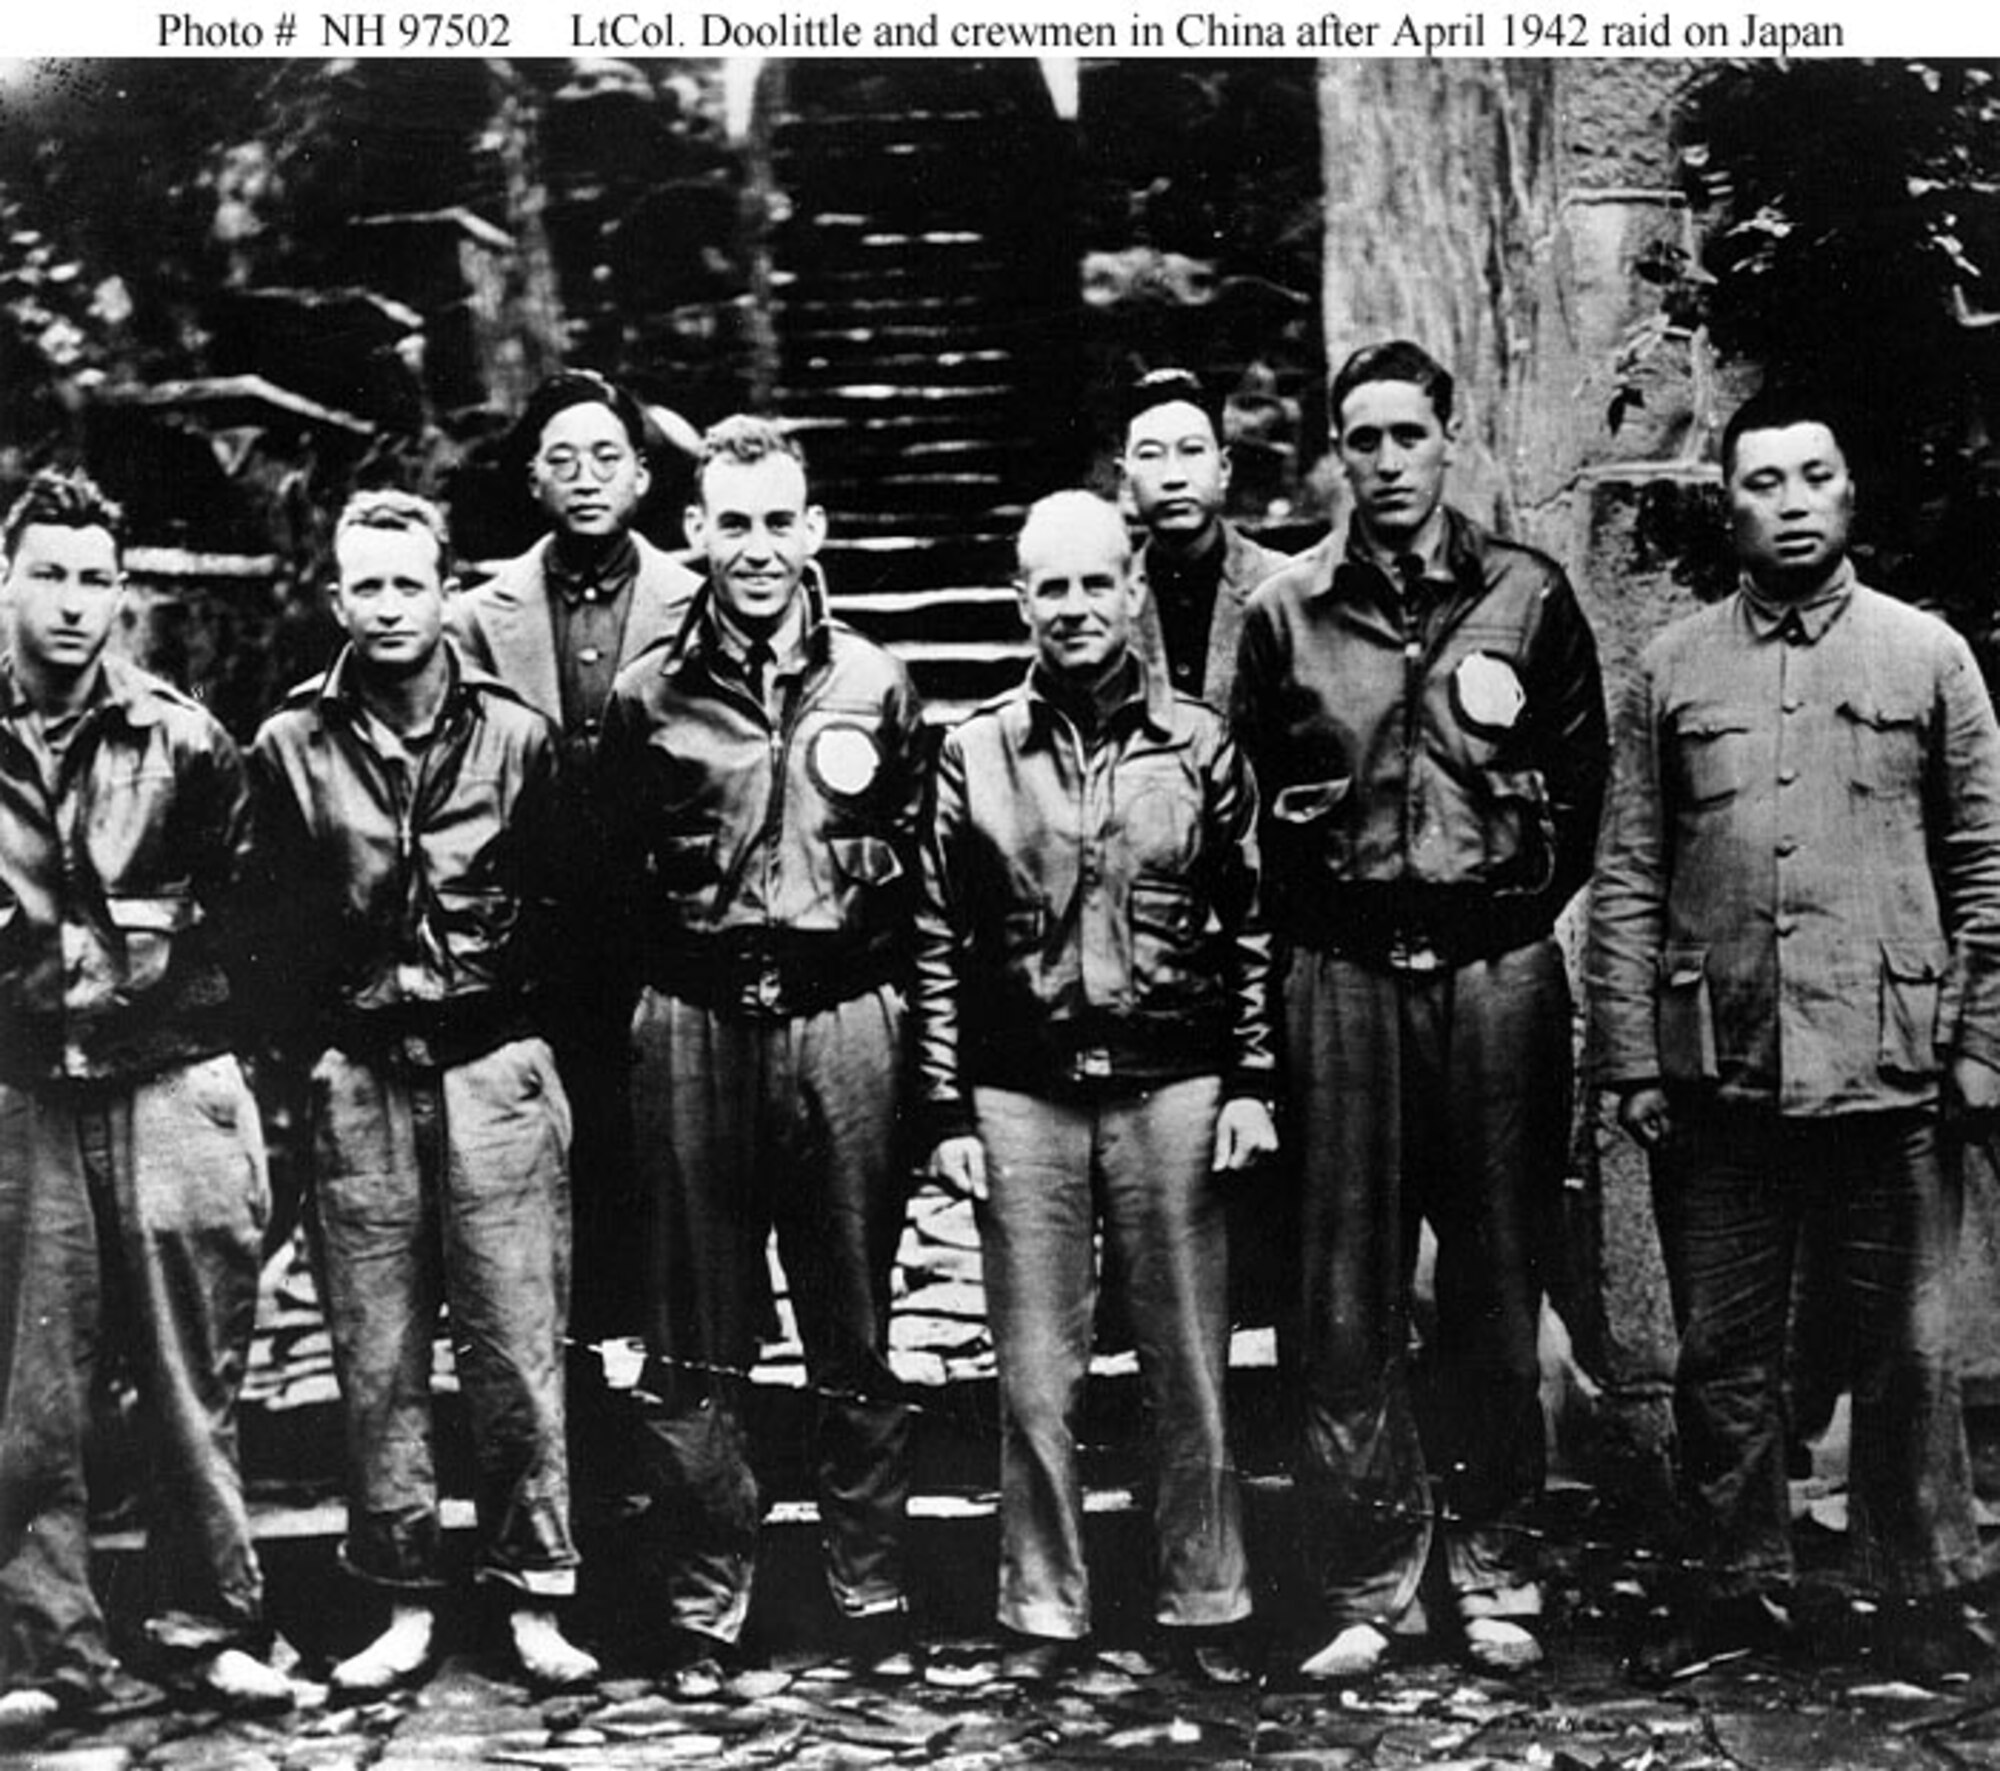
[
  {"xmin": 1122, "ymin": 366, "xmax": 1225, "ymax": 447},
  {"xmin": 515, "ymin": 368, "xmax": 651, "ymax": 459},
  {"xmin": 333, "ymin": 488, "xmax": 452, "ymax": 577},
  {"xmin": 1720, "ymin": 388, "xmax": 1854, "ymax": 478},
  {"xmin": 2, "ymin": 468, "xmax": 124, "ymax": 561},
  {"xmin": 1015, "ymin": 489, "xmax": 1132, "ymax": 579},
  {"xmin": 1328, "ymin": 339, "xmax": 1455, "ymax": 431},
  {"xmin": 695, "ymin": 414, "xmax": 808, "ymax": 488}
]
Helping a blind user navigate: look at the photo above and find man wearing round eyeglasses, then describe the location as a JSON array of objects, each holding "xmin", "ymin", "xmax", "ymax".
[{"xmin": 448, "ymin": 371, "xmax": 702, "ymax": 1514}]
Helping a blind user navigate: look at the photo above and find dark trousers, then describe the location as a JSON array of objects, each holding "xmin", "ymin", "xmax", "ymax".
[
  {"xmin": 0, "ymin": 1058, "xmax": 268, "ymax": 1698},
  {"xmin": 1653, "ymin": 1103, "xmax": 1981, "ymax": 1601},
  {"xmin": 629, "ymin": 983, "xmax": 911, "ymax": 1645},
  {"xmin": 1286, "ymin": 941, "xmax": 1568, "ymax": 1629}
]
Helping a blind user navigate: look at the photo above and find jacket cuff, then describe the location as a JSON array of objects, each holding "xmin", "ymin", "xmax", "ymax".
[{"xmin": 1224, "ymin": 1065, "xmax": 1279, "ymax": 1107}]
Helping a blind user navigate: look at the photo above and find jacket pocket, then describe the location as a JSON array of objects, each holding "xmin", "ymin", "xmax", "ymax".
[
  {"xmin": 1878, "ymin": 938, "xmax": 1948, "ymax": 1077},
  {"xmin": 105, "ymin": 894, "xmax": 197, "ymax": 994},
  {"xmin": 1671, "ymin": 712, "xmax": 1752, "ymax": 807},
  {"xmin": 829, "ymin": 834, "xmax": 904, "ymax": 887},
  {"xmin": 1655, "ymin": 944, "xmax": 1719, "ymax": 1083},
  {"xmin": 1130, "ymin": 879, "xmax": 1199, "ymax": 1000},
  {"xmin": 1840, "ymin": 694, "xmax": 1926, "ymax": 797},
  {"xmin": 1481, "ymin": 766, "xmax": 1556, "ymax": 895},
  {"xmin": 1270, "ymin": 777, "xmax": 1352, "ymax": 878}
]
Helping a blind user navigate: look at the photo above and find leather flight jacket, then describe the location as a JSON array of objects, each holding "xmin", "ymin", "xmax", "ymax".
[
  {"xmin": 916, "ymin": 659, "xmax": 1276, "ymax": 1144},
  {"xmin": 246, "ymin": 646, "xmax": 564, "ymax": 1068},
  {"xmin": 0, "ymin": 654, "xmax": 252, "ymax": 1085},
  {"xmin": 597, "ymin": 570, "xmax": 925, "ymax": 1015},
  {"xmin": 1233, "ymin": 505, "xmax": 1608, "ymax": 965}
]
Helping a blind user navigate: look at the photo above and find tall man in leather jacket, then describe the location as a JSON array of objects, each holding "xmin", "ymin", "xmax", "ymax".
[
  {"xmin": 448, "ymin": 370, "xmax": 701, "ymax": 1359},
  {"xmin": 0, "ymin": 472, "xmax": 291, "ymax": 1732},
  {"xmin": 1588, "ymin": 391, "xmax": 2000, "ymax": 1680},
  {"xmin": 250, "ymin": 490, "xmax": 596, "ymax": 1695},
  {"xmin": 598, "ymin": 415, "xmax": 925, "ymax": 1693},
  {"xmin": 1233, "ymin": 340, "xmax": 1607, "ymax": 1679},
  {"xmin": 918, "ymin": 491, "xmax": 1278, "ymax": 1685}
]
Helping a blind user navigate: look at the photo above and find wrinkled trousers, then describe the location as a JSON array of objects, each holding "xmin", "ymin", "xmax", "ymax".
[
  {"xmin": 630, "ymin": 983, "xmax": 911, "ymax": 1645},
  {"xmin": 0, "ymin": 1055, "xmax": 268, "ymax": 1698},
  {"xmin": 974, "ymin": 1077, "xmax": 1252, "ymax": 1640},
  {"xmin": 1287, "ymin": 942, "xmax": 1568, "ymax": 1630},
  {"xmin": 1652, "ymin": 1103, "xmax": 1981, "ymax": 1601},
  {"xmin": 308, "ymin": 1038, "xmax": 579, "ymax": 1596}
]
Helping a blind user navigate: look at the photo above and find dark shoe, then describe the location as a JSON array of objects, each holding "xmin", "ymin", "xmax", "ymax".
[
  {"xmin": 1627, "ymin": 1592, "xmax": 1794, "ymax": 1687},
  {"xmin": 1165, "ymin": 1629, "xmax": 1257, "ymax": 1687},
  {"xmin": 836, "ymin": 1609, "xmax": 921, "ymax": 1682},
  {"xmin": 998, "ymin": 1632, "xmax": 1083, "ymax": 1685},
  {"xmin": 1875, "ymin": 1597, "xmax": 1999, "ymax": 1682}
]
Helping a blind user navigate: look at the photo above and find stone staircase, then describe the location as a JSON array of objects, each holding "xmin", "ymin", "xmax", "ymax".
[{"xmin": 765, "ymin": 62, "xmax": 1084, "ymax": 719}]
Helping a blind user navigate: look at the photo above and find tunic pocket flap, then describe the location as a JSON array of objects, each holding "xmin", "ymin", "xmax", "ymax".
[{"xmin": 1880, "ymin": 939, "xmax": 1948, "ymax": 984}]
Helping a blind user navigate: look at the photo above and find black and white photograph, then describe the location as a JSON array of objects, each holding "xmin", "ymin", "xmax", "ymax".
[{"xmin": 7, "ymin": 45, "xmax": 2000, "ymax": 1769}]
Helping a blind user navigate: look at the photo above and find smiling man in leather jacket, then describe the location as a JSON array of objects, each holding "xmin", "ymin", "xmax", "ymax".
[
  {"xmin": 1233, "ymin": 339, "xmax": 1607, "ymax": 1680},
  {"xmin": 1588, "ymin": 390, "xmax": 2000, "ymax": 1681},
  {"xmin": 917, "ymin": 490, "xmax": 1278, "ymax": 1686},
  {"xmin": 597, "ymin": 415, "xmax": 925, "ymax": 1692}
]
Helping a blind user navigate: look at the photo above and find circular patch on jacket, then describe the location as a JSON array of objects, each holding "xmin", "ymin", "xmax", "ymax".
[
  {"xmin": 809, "ymin": 724, "xmax": 882, "ymax": 798},
  {"xmin": 1451, "ymin": 651, "xmax": 1527, "ymax": 738}
]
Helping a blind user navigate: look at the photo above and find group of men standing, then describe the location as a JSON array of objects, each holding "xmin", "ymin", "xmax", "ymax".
[{"xmin": 5, "ymin": 337, "xmax": 2000, "ymax": 1732}]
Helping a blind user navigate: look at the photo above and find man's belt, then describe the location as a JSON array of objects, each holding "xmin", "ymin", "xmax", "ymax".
[
  {"xmin": 332, "ymin": 997, "xmax": 536, "ymax": 1073},
  {"xmin": 1298, "ymin": 897, "xmax": 1551, "ymax": 974},
  {"xmin": 651, "ymin": 941, "xmax": 900, "ymax": 1021}
]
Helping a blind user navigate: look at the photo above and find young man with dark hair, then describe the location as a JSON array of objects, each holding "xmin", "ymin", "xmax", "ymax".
[
  {"xmin": 250, "ymin": 489, "xmax": 595, "ymax": 1695},
  {"xmin": 0, "ymin": 471, "xmax": 290, "ymax": 1732},
  {"xmin": 917, "ymin": 490, "xmax": 1278, "ymax": 1686},
  {"xmin": 1119, "ymin": 366, "xmax": 1293, "ymax": 711},
  {"xmin": 598, "ymin": 415, "xmax": 925, "ymax": 1693},
  {"xmin": 1589, "ymin": 390, "xmax": 2000, "ymax": 1680},
  {"xmin": 448, "ymin": 369, "xmax": 701, "ymax": 1370},
  {"xmin": 1234, "ymin": 339, "xmax": 1607, "ymax": 1679}
]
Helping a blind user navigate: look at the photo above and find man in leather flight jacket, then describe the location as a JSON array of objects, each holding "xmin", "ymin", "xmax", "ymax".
[
  {"xmin": 1588, "ymin": 391, "xmax": 2000, "ymax": 1681},
  {"xmin": 917, "ymin": 490, "xmax": 1278, "ymax": 1685},
  {"xmin": 597, "ymin": 415, "xmax": 925, "ymax": 1692},
  {"xmin": 0, "ymin": 471, "xmax": 291, "ymax": 1730},
  {"xmin": 1233, "ymin": 340, "xmax": 1607, "ymax": 1680},
  {"xmin": 249, "ymin": 491, "xmax": 595, "ymax": 1695}
]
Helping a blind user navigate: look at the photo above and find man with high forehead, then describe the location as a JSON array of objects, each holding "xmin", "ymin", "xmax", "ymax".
[
  {"xmin": 1233, "ymin": 339, "xmax": 1607, "ymax": 1680},
  {"xmin": 448, "ymin": 369, "xmax": 701, "ymax": 1369},
  {"xmin": 1590, "ymin": 390, "xmax": 2000, "ymax": 1680},
  {"xmin": 917, "ymin": 490, "xmax": 1277, "ymax": 1685},
  {"xmin": 598, "ymin": 414, "xmax": 925, "ymax": 1693},
  {"xmin": 250, "ymin": 490, "xmax": 595, "ymax": 1695},
  {"xmin": 0, "ymin": 471, "xmax": 290, "ymax": 1732},
  {"xmin": 1119, "ymin": 366, "xmax": 1294, "ymax": 711}
]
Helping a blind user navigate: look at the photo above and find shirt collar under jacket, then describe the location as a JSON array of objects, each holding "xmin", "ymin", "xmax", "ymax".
[
  {"xmin": 1021, "ymin": 651, "xmax": 1172, "ymax": 746},
  {"xmin": 711, "ymin": 596, "xmax": 810, "ymax": 680},
  {"xmin": 314, "ymin": 640, "xmax": 471, "ymax": 731},
  {"xmin": 1316, "ymin": 503, "xmax": 1474, "ymax": 602},
  {"xmin": 0, "ymin": 649, "xmax": 168, "ymax": 729},
  {"xmin": 660, "ymin": 559, "xmax": 836, "ymax": 684},
  {"xmin": 544, "ymin": 530, "xmax": 640, "ymax": 607},
  {"xmin": 1738, "ymin": 558, "xmax": 1857, "ymax": 646}
]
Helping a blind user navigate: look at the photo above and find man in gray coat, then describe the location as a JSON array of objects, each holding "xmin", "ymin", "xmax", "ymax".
[{"xmin": 1588, "ymin": 389, "xmax": 2000, "ymax": 1681}]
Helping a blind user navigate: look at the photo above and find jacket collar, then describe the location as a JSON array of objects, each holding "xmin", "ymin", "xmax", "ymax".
[
  {"xmin": 1317, "ymin": 504, "xmax": 1482, "ymax": 602},
  {"xmin": 1020, "ymin": 651, "xmax": 1172, "ymax": 744},
  {"xmin": 314, "ymin": 642, "xmax": 485, "ymax": 729},
  {"xmin": 659, "ymin": 559, "xmax": 835, "ymax": 683},
  {"xmin": 0, "ymin": 650, "xmax": 170, "ymax": 728}
]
